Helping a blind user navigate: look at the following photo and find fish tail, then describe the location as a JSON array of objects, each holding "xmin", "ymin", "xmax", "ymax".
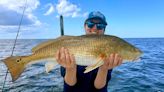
[{"xmin": 3, "ymin": 56, "xmax": 27, "ymax": 82}]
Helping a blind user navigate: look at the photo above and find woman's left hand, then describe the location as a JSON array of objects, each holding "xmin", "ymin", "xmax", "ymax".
[{"xmin": 99, "ymin": 53, "xmax": 123, "ymax": 71}]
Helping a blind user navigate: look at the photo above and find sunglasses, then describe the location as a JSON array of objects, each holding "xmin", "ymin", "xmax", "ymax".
[{"xmin": 86, "ymin": 21, "xmax": 106, "ymax": 30}]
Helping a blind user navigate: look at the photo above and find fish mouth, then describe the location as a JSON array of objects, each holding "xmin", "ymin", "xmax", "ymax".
[{"xmin": 132, "ymin": 56, "xmax": 141, "ymax": 62}]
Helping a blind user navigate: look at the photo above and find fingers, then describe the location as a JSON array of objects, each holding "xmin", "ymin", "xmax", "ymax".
[
  {"xmin": 55, "ymin": 49, "xmax": 60, "ymax": 64},
  {"xmin": 113, "ymin": 54, "xmax": 120, "ymax": 66},
  {"xmin": 109, "ymin": 54, "xmax": 114, "ymax": 66},
  {"xmin": 70, "ymin": 54, "xmax": 76, "ymax": 65},
  {"xmin": 118, "ymin": 57, "xmax": 123, "ymax": 66},
  {"xmin": 103, "ymin": 53, "xmax": 123, "ymax": 70},
  {"xmin": 61, "ymin": 47, "xmax": 66, "ymax": 63},
  {"xmin": 65, "ymin": 48, "xmax": 71, "ymax": 65},
  {"xmin": 101, "ymin": 54, "xmax": 114, "ymax": 70},
  {"xmin": 115, "ymin": 54, "xmax": 123, "ymax": 66},
  {"xmin": 113, "ymin": 54, "xmax": 123, "ymax": 67},
  {"xmin": 55, "ymin": 47, "xmax": 76, "ymax": 69}
]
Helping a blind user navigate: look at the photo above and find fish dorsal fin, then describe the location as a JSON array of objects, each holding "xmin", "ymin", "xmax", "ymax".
[{"xmin": 32, "ymin": 36, "xmax": 73, "ymax": 53}]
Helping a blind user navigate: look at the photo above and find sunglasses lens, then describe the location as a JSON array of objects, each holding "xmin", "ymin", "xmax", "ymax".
[
  {"xmin": 86, "ymin": 21, "xmax": 106, "ymax": 30},
  {"xmin": 86, "ymin": 22, "xmax": 94, "ymax": 28},
  {"xmin": 97, "ymin": 24, "xmax": 105, "ymax": 30}
]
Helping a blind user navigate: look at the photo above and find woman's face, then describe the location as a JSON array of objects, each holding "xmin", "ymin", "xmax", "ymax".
[{"xmin": 85, "ymin": 19, "xmax": 105, "ymax": 35}]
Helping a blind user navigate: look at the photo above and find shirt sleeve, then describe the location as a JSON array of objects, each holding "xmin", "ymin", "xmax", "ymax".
[
  {"xmin": 92, "ymin": 69, "xmax": 113, "ymax": 92},
  {"xmin": 63, "ymin": 81, "xmax": 77, "ymax": 92},
  {"xmin": 60, "ymin": 66, "xmax": 77, "ymax": 92}
]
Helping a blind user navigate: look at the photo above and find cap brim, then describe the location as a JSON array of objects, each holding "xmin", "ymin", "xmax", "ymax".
[{"xmin": 86, "ymin": 17, "xmax": 107, "ymax": 25}]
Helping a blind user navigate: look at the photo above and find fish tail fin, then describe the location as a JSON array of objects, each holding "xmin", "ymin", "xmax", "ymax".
[
  {"xmin": 3, "ymin": 56, "xmax": 27, "ymax": 82},
  {"xmin": 84, "ymin": 54, "xmax": 105, "ymax": 73}
]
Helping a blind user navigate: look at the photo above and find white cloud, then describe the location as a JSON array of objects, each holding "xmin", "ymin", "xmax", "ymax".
[
  {"xmin": 56, "ymin": 0, "xmax": 87, "ymax": 18},
  {"xmin": 0, "ymin": 0, "xmax": 42, "ymax": 39},
  {"xmin": 44, "ymin": 3, "xmax": 55, "ymax": 16},
  {"xmin": 0, "ymin": 6, "xmax": 33, "ymax": 25},
  {"xmin": 0, "ymin": 0, "xmax": 40, "ymax": 26},
  {"xmin": 0, "ymin": 0, "xmax": 40, "ymax": 13}
]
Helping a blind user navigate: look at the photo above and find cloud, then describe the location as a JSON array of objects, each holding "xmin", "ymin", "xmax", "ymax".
[
  {"xmin": 0, "ymin": 0, "xmax": 40, "ymax": 13},
  {"xmin": 0, "ymin": 0, "xmax": 40, "ymax": 26},
  {"xmin": 44, "ymin": 3, "xmax": 55, "ymax": 16},
  {"xmin": 55, "ymin": 0, "xmax": 87, "ymax": 18},
  {"xmin": 0, "ymin": 6, "xmax": 33, "ymax": 25},
  {"xmin": 0, "ymin": 0, "xmax": 42, "ymax": 39}
]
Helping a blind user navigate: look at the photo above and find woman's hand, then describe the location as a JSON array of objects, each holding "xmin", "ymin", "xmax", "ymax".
[
  {"xmin": 55, "ymin": 47, "xmax": 77, "ymax": 86},
  {"xmin": 99, "ymin": 53, "xmax": 123, "ymax": 71},
  {"xmin": 94, "ymin": 53, "xmax": 123, "ymax": 89},
  {"xmin": 55, "ymin": 47, "xmax": 76, "ymax": 70}
]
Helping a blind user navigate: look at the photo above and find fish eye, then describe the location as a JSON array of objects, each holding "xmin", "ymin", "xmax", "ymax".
[
  {"xmin": 16, "ymin": 59, "xmax": 20, "ymax": 62},
  {"xmin": 16, "ymin": 58, "xmax": 21, "ymax": 62}
]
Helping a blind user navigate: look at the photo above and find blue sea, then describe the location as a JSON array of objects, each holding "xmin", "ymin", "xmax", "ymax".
[{"xmin": 0, "ymin": 38, "xmax": 164, "ymax": 92}]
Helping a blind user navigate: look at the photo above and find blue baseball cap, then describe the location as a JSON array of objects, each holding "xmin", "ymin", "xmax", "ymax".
[{"xmin": 85, "ymin": 11, "xmax": 107, "ymax": 25}]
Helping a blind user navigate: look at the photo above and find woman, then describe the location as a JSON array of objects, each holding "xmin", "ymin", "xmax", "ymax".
[{"xmin": 55, "ymin": 11, "xmax": 123, "ymax": 92}]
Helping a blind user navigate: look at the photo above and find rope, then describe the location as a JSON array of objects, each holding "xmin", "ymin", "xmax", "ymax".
[{"xmin": 2, "ymin": 0, "xmax": 27, "ymax": 91}]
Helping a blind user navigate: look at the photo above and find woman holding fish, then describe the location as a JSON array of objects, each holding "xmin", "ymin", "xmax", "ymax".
[{"xmin": 56, "ymin": 11, "xmax": 123, "ymax": 92}]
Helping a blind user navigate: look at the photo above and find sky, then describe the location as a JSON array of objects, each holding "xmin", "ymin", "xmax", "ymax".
[{"xmin": 0, "ymin": 0, "xmax": 164, "ymax": 39}]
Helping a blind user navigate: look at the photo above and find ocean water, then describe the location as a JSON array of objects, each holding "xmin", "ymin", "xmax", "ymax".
[{"xmin": 0, "ymin": 38, "xmax": 164, "ymax": 92}]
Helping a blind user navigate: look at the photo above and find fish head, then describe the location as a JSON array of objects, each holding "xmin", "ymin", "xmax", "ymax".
[
  {"xmin": 122, "ymin": 46, "xmax": 143, "ymax": 62},
  {"xmin": 4, "ymin": 56, "xmax": 24, "ymax": 64},
  {"xmin": 3, "ymin": 56, "xmax": 26, "ymax": 81},
  {"xmin": 132, "ymin": 48, "xmax": 143, "ymax": 61}
]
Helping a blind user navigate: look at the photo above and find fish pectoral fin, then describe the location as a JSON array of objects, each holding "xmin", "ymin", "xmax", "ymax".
[
  {"xmin": 84, "ymin": 57, "xmax": 104, "ymax": 73},
  {"xmin": 45, "ymin": 61, "xmax": 58, "ymax": 73}
]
